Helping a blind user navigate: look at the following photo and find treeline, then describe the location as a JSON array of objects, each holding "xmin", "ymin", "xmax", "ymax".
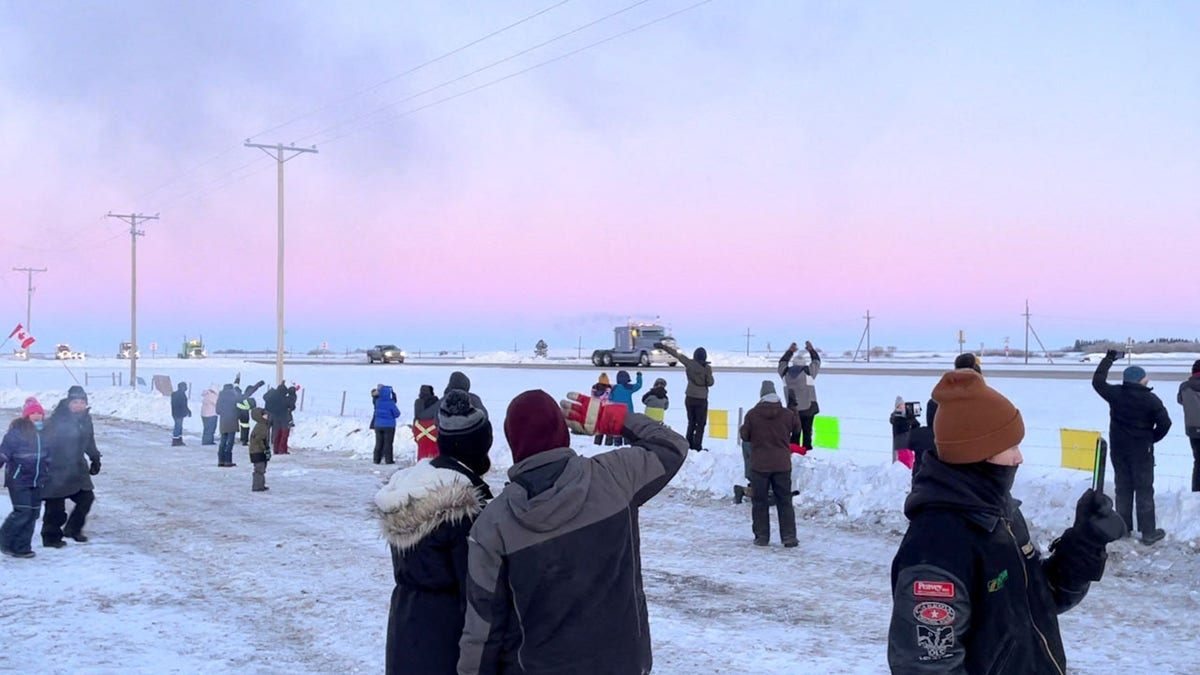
[{"xmin": 1069, "ymin": 338, "xmax": 1200, "ymax": 354}]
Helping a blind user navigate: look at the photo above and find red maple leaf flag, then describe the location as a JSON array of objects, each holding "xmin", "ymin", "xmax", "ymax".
[
  {"xmin": 8, "ymin": 323, "xmax": 21, "ymax": 339},
  {"xmin": 8, "ymin": 323, "xmax": 36, "ymax": 349}
]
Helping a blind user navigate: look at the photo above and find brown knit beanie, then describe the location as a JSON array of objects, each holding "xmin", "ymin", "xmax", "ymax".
[{"xmin": 931, "ymin": 370, "xmax": 1024, "ymax": 464}]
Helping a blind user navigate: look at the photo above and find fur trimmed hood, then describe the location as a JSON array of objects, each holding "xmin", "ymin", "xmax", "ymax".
[{"xmin": 375, "ymin": 460, "xmax": 484, "ymax": 551}]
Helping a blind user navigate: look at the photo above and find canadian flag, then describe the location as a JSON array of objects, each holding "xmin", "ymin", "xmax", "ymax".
[{"xmin": 8, "ymin": 323, "xmax": 36, "ymax": 349}]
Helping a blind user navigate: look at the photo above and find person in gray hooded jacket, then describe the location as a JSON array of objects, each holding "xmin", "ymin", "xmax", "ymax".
[
  {"xmin": 655, "ymin": 343, "xmax": 714, "ymax": 451},
  {"xmin": 779, "ymin": 341, "xmax": 821, "ymax": 450},
  {"xmin": 457, "ymin": 390, "xmax": 687, "ymax": 674},
  {"xmin": 1178, "ymin": 358, "xmax": 1200, "ymax": 492}
]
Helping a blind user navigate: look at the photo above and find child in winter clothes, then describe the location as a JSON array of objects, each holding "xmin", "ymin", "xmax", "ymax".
[
  {"xmin": 591, "ymin": 373, "xmax": 613, "ymax": 445},
  {"xmin": 641, "ymin": 378, "xmax": 669, "ymax": 421},
  {"xmin": 889, "ymin": 396, "xmax": 921, "ymax": 467},
  {"xmin": 606, "ymin": 370, "xmax": 643, "ymax": 446},
  {"xmin": 248, "ymin": 408, "xmax": 271, "ymax": 492},
  {"xmin": 0, "ymin": 398, "xmax": 50, "ymax": 557}
]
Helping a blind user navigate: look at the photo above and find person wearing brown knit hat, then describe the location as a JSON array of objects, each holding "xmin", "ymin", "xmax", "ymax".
[
  {"xmin": 458, "ymin": 390, "xmax": 687, "ymax": 675},
  {"xmin": 376, "ymin": 387, "xmax": 494, "ymax": 674},
  {"xmin": 1178, "ymin": 359, "xmax": 1200, "ymax": 492},
  {"xmin": 888, "ymin": 369, "xmax": 1126, "ymax": 674}
]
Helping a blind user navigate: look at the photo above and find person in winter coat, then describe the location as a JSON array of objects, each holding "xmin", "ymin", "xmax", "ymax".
[
  {"xmin": 779, "ymin": 341, "xmax": 821, "ymax": 450},
  {"xmin": 378, "ymin": 389, "xmax": 493, "ymax": 675},
  {"xmin": 1177, "ymin": 358, "xmax": 1200, "ymax": 492},
  {"xmin": 590, "ymin": 372, "xmax": 614, "ymax": 446},
  {"xmin": 641, "ymin": 377, "xmax": 669, "ymax": 421},
  {"xmin": 1092, "ymin": 350, "xmax": 1171, "ymax": 545},
  {"xmin": 233, "ymin": 380, "xmax": 265, "ymax": 447},
  {"xmin": 170, "ymin": 382, "xmax": 191, "ymax": 446},
  {"xmin": 457, "ymin": 389, "xmax": 688, "ymax": 674},
  {"xmin": 890, "ymin": 396, "xmax": 921, "ymax": 465},
  {"xmin": 200, "ymin": 386, "xmax": 219, "ymax": 445},
  {"xmin": 412, "ymin": 385, "xmax": 440, "ymax": 462},
  {"xmin": 740, "ymin": 381, "xmax": 801, "ymax": 547},
  {"xmin": 370, "ymin": 384, "xmax": 398, "ymax": 430},
  {"xmin": 656, "ymin": 342, "xmax": 715, "ymax": 451},
  {"xmin": 904, "ymin": 354, "xmax": 981, "ymax": 483},
  {"xmin": 445, "ymin": 371, "xmax": 485, "ymax": 414},
  {"xmin": 0, "ymin": 398, "xmax": 51, "ymax": 558},
  {"xmin": 606, "ymin": 370, "xmax": 643, "ymax": 446},
  {"xmin": 373, "ymin": 385, "xmax": 402, "ymax": 465},
  {"xmin": 41, "ymin": 386, "xmax": 101, "ymax": 547},
  {"xmin": 889, "ymin": 369, "xmax": 1125, "ymax": 674},
  {"xmin": 263, "ymin": 382, "xmax": 297, "ymax": 455},
  {"xmin": 215, "ymin": 383, "xmax": 241, "ymax": 467},
  {"xmin": 248, "ymin": 408, "xmax": 271, "ymax": 492}
]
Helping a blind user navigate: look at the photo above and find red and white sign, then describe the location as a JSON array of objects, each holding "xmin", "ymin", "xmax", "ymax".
[
  {"xmin": 150, "ymin": 342, "xmax": 158, "ymax": 351},
  {"xmin": 321, "ymin": 341, "xmax": 328, "ymax": 350},
  {"xmin": 913, "ymin": 581, "xmax": 955, "ymax": 599}
]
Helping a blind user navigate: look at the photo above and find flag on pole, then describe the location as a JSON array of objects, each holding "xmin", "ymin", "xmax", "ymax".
[{"xmin": 8, "ymin": 323, "xmax": 36, "ymax": 349}]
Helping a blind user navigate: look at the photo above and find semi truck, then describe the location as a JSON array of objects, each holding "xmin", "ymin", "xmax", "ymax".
[
  {"xmin": 178, "ymin": 338, "xmax": 207, "ymax": 359},
  {"xmin": 117, "ymin": 342, "xmax": 140, "ymax": 359},
  {"xmin": 591, "ymin": 323, "xmax": 678, "ymax": 367}
]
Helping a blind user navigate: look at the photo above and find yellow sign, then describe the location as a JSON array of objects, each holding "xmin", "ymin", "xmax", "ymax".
[
  {"xmin": 645, "ymin": 407, "xmax": 665, "ymax": 422},
  {"xmin": 1059, "ymin": 428, "xmax": 1101, "ymax": 471},
  {"xmin": 708, "ymin": 409, "xmax": 729, "ymax": 439}
]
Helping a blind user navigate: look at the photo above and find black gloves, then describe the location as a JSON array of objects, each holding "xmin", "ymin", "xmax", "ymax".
[
  {"xmin": 1072, "ymin": 488, "xmax": 1127, "ymax": 545},
  {"xmin": 1104, "ymin": 349, "xmax": 1119, "ymax": 361},
  {"xmin": 255, "ymin": 380, "xmax": 265, "ymax": 388},
  {"xmin": 89, "ymin": 460, "xmax": 101, "ymax": 476},
  {"xmin": 652, "ymin": 342, "xmax": 664, "ymax": 349}
]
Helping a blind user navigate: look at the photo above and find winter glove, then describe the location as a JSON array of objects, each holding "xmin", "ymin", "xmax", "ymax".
[
  {"xmin": 1072, "ymin": 487, "xmax": 1127, "ymax": 546},
  {"xmin": 652, "ymin": 342, "xmax": 665, "ymax": 350},
  {"xmin": 804, "ymin": 340, "xmax": 814, "ymax": 351},
  {"xmin": 560, "ymin": 392, "xmax": 628, "ymax": 436},
  {"xmin": 787, "ymin": 342, "xmax": 798, "ymax": 352},
  {"xmin": 89, "ymin": 460, "xmax": 101, "ymax": 475},
  {"xmin": 1104, "ymin": 349, "xmax": 1120, "ymax": 361}
]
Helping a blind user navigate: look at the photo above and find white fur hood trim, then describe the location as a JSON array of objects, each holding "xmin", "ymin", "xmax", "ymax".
[{"xmin": 375, "ymin": 460, "xmax": 483, "ymax": 551}]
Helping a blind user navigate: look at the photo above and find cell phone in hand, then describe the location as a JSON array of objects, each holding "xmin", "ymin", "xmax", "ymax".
[
  {"xmin": 1113, "ymin": 350, "xmax": 1126, "ymax": 360},
  {"xmin": 1093, "ymin": 438, "xmax": 1108, "ymax": 495}
]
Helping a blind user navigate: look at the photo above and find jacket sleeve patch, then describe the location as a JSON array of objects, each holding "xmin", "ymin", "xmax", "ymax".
[
  {"xmin": 917, "ymin": 625, "xmax": 956, "ymax": 661},
  {"xmin": 913, "ymin": 580, "xmax": 955, "ymax": 598}
]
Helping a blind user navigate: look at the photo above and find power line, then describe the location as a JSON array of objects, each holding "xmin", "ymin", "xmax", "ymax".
[
  {"xmin": 315, "ymin": 0, "xmax": 714, "ymax": 147},
  {"xmin": 249, "ymin": 0, "xmax": 576, "ymax": 143},
  {"xmin": 301, "ymin": 0, "xmax": 656, "ymax": 145}
]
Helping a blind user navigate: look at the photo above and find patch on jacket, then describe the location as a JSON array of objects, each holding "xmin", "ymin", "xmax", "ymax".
[
  {"xmin": 375, "ymin": 461, "xmax": 484, "ymax": 551},
  {"xmin": 913, "ymin": 580, "xmax": 954, "ymax": 599},
  {"xmin": 987, "ymin": 569, "xmax": 1009, "ymax": 592},
  {"xmin": 914, "ymin": 602, "xmax": 955, "ymax": 626},
  {"xmin": 917, "ymin": 625, "xmax": 956, "ymax": 661}
]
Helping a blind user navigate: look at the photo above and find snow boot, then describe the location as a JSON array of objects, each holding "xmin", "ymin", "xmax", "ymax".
[
  {"xmin": 42, "ymin": 538, "xmax": 66, "ymax": 549},
  {"xmin": 733, "ymin": 485, "xmax": 745, "ymax": 504},
  {"xmin": 171, "ymin": 437, "xmax": 185, "ymax": 447},
  {"xmin": 1141, "ymin": 529, "xmax": 1166, "ymax": 546},
  {"xmin": 64, "ymin": 530, "xmax": 88, "ymax": 543},
  {"xmin": 753, "ymin": 537, "xmax": 769, "ymax": 547}
]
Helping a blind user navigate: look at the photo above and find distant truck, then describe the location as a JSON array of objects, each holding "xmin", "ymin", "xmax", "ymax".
[
  {"xmin": 116, "ymin": 342, "xmax": 140, "ymax": 359},
  {"xmin": 55, "ymin": 343, "xmax": 85, "ymax": 360},
  {"xmin": 591, "ymin": 323, "xmax": 678, "ymax": 367},
  {"xmin": 178, "ymin": 338, "xmax": 207, "ymax": 359},
  {"xmin": 367, "ymin": 344, "xmax": 406, "ymax": 364}
]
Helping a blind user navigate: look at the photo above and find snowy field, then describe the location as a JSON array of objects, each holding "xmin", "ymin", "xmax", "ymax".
[{"xmin": 1, "ymin": 355, "xmax": 1199, "ymax": 673}]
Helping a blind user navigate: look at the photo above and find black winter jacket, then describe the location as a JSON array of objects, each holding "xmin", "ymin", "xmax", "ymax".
[
  {"xmin": 42, "ymin": 400, "xmax": 101, "ymax": 499},
  {"xmin": 1091, "ymin": 357, "xmax": 1171, "ymax": 453},
  {"xmin": 378, "ymin": 455, "xmax": 491, "ymax": 675},
  {"xmin": 171, "ymin": 385, "xmax": 190, "ymax": 418},
  {"xmin": 888, "ymin": 455, "xmax": 1102, "ymax": 674}
]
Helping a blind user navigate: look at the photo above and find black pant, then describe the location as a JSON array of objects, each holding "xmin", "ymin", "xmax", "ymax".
[
  {"xmin": 798, "ymin": 414, "xmax": 815, "ymax": 449},
  {"xmin": 749, "ymin": 470, "xmax": 796, "ymax": 544},
  {"xmin": 684, "ymin": 396, "xmax": 708, "ymax": 451},
  {"xmin": 1111, "ymin": 447, "xmax": 1156, "ymax": 534},
  {"xmin": 42, "ymin": 489, "xmax": 96, "ymax": 543},
  {"xmin": 1191, "ymin": 437, "xmax": 1200, "ymax": 492},
  {"xmin": 374, "ymin": 427, "xmax": 396, "ymax": 464}
]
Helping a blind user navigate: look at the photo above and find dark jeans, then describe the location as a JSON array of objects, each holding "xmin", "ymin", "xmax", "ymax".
[
  {"xmin": 1, "ymin": 486, "xmax": 42, "ymax": 554},
  {"xmin": 240, "ymin": 425, "xmax": 250, "ymax": 446},
  {"xmin": 684, "ymin": 396, "xmax": 708, "ymax": 451},
  {"xmin": 1111, "ymin": 447, "xmax": 1156, "ymax": 534},
  {"xmin": 374, "ymin": 427, "xmax": 396, "ymax": 464},
  {"xmin": 172, "ymin": 416, "xmax": 185, "ymax": 439},
  {"xmin": 218, "ymin": 432, "xmax": 236, "ymax": 465},
  {"xmin": 1191, "ymin": 437, "xmax": 1200, "ymax": 492},
  {"xmin": 749, "ymin": 470, "xmax": 796, "ymax": 545},
  {"xmin": 42, "ymin": 489, "xmax": 95, "ymax": 543},
  {"xmin": 797, "ymin": 414, "xmax": 815, "ymax": 449},
  {"xmin": 201, "ymin": 416, "xmax": 218, "ymax": 445}
]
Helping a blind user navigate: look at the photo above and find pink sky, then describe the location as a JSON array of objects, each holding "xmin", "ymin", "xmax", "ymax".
[{"xmin": 1, "ymin": 2, "xmax": 1197, "ymax": 354}]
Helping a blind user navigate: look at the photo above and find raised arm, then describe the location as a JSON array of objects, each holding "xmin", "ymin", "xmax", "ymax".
[{"xmin": 1091, "ymin": 352, "xmax": 1118, "ymax": 402}]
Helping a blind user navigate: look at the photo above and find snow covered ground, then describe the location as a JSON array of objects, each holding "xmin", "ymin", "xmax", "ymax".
[{"xmin": 1, "ymin": 357, "xmax": 1199, "ymax": 673}]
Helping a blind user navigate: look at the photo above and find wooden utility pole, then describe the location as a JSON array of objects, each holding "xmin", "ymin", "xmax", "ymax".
[
  {"xmin": 244, "ymin": 141, "xmax": 318, "ymax": 385},
  {"xmin": 11, "ymin": 266, "xmax": 46, "ymax": 356},
  {"xmin": 743, "ymin": 327, "xmax": 754, "ymax": 356},
  {"xmin": 106, "ymin": 212, "xmax": 158, "ymax": 388}
]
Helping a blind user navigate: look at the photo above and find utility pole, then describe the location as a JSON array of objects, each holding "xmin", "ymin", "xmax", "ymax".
[
  {"xmin": 743, "ymin": 327, "xmax": 754, "ymax": 356},
  {"xmin": 11, "ymin": 266, "xmax": 46, "ymax": 355},
  {"xmin": 107, "ymin": 212, "xmax": 158, "ymax": 389},
  {"xmin": 1023, "ymin": 299, "xmax": 1031, "ymax": 365},
  {"xmin": 852, "ymin": 310, "xmax": 873, "ymax": 362},
  {"xmin": 244, "ymin": 141, "xmax": 318, "ymax": 385},
  {"xmin": 1022, "ymin": 300, "xmax": 1054, "ymax": 365}
]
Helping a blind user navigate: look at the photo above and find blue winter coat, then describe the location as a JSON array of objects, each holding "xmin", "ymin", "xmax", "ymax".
[
  {"xmin": 608, "ymin": 371, "xmax": 643, "ymax": 413},
  {"xmin": 0, "ymin": 418, "xmax": 49, "ymax": 489},
  {"xmin": 374, "ymin": 386, "xmax": 402, "ymax": 429}
]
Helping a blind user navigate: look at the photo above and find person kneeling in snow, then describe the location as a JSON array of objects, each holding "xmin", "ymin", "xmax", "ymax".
[
  {"xmin": 457, "ymin": 390, "xmax": 687, "ymax": 674},
  {"xmin": 888, "ymin": 370, "xmax": 1125, "ymax": 674},
  {"xmin": 378, "ymin": 389, "xmax": 493, "ymax": 675}
]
